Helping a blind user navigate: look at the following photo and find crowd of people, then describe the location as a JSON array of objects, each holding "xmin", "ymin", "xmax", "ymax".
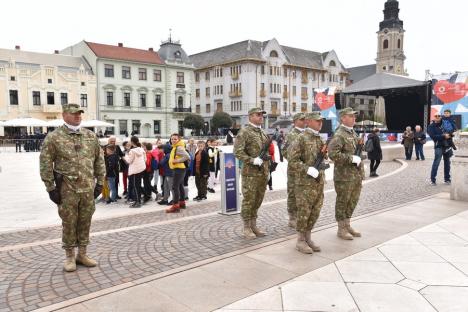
[{"xmin": 100, "ymin": 135, "xmax": 224, "ymax": 211}]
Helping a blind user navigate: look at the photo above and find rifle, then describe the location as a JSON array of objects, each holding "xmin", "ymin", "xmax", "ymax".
[
  {"xmin": 257, "ymin": 137, "xmax": 272, "ymax": 170},
  {"xmin": 354, "ymin": 117, "xmax": 366, "ymax": 167},
  {"xmin": 313, "ymin": 138, "xmax": 331, "ymax": 173}
]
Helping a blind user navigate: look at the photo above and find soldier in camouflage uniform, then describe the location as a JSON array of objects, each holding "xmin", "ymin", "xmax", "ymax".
[
  {"xmin": 40, "ymin": 103, "xmax": 105, "ymax": 272},
  {"xmin": 289, "ymin": 112, "xmax": 326, "ymax": 254},
  {"xmin": 234, "ymin": 107, "xmax": 270, "ymax": 239},
  {"xmin": 328, "ymin": 107, "xmax": 364, "ymax": 240},
  {"xmin": 282, "ymin": 113, "xmax": 306, "ymax": 228}
]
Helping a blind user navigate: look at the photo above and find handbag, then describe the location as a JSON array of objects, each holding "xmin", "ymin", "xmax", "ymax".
[{"xmin": 270, "ymin": 160, "xmax": 278, "ymax": 172}]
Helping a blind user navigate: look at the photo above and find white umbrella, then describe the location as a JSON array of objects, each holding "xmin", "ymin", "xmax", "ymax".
[
  {"xmin": 46, "ymin": 119, "xmax": 65, "ymax": 127},
  {"xmin": 360, "ymin": 120, "xmax": 383, "ymax": 126},
  {"xmin": 2, "ymin": 117, "xmax": 48, "ymax": 127},
  {"xmin": 81, "ymin": 120, "xmax": 115, "ymax": 127}
]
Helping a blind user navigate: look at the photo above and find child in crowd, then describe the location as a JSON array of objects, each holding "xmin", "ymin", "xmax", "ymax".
[
  {"xmin": 104, "ymin": 145, "xmax": 119, "ymax": 204},
  {"xmin": 441, "ymin": 109, "xmax": 457, "ymax": 150}
]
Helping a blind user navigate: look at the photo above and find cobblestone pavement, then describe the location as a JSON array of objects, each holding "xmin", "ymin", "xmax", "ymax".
[{"xmin": 0, "ymin": 160, "xmax": 450, "ymax": 312}]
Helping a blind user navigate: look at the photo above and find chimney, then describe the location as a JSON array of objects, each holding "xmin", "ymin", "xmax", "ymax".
[
  {"xmin": 118, "ymin": 43, "xmax": 123, "ymax": 47},
  {"xmin": 15, "ymin": 45, "xmax": 20, "ymax": 50},
  {"xmin": 148, "ymin": 47, "xmax": 153, "ymax": 52},
  {"xmin": 54, "ymin": 50, "xmax": 59, "ymax": 54}
]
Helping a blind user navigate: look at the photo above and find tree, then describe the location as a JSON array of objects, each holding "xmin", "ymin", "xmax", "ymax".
[
  {"xmin": 211, "ymin": 112, "xmax": 233, "ymax": 131},
  {"xmin": 183, "ymin": 113, "xmax": 204, "ymax": 132}
]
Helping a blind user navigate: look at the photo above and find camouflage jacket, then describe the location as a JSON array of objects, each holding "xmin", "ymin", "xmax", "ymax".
[
  {"xmin": 328, "ymin": 125, "xmax": 364, "ymax": 182},
  {"xmin": 282, "ymin": 127, "xmax": 303, "ymax": 162},
  {"xmin": 288, "ymin": 129, "xmax": 326, "ymax": 186},
  {"xmin": 40, "ymin": 126, "xmax": 105, "ymax": 193},
  {"xmin": 233, "ymin": 124, "xmax": 270, "ymax": 177}
]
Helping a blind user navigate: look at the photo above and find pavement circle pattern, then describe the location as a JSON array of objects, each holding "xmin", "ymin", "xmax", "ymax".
[{"xmin": 0, "ymin": 160, "xmax": 450, "ymax": 312}]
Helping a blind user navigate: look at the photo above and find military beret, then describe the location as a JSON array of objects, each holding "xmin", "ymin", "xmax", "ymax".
[
  {"xmin": 305, "ymin": 111, "xmax": 324, "ymax": 120},
  {"xmin": 248, "ymin": 107, "xmax": 267, "ymax": 115},
  {"xmin": 292, "ymin": 113, "xmax": 306, "ymax": 121},
  {"xmin": 339, "ymin": 107, "xmax": 358, "ymax": 117},
  {"xmin": 62, "ymin": 103, "xmax": 84, "ymax": 114}
]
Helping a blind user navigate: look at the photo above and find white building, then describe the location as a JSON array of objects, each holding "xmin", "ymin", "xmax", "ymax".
[
  {"xmin": 189, "ymin": 38, "xmax": 348, "ymax": 129},
  {"xmin": 61, "ymin": 40, "xmax": 194, "ymax": 137},
  {"xmin": 0, "ymin": 46, "xmax": 96, "ymax": 136}
]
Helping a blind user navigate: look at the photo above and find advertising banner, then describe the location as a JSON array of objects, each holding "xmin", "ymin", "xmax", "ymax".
[{"xmin": 220, "ymin": 152, "xmax": 240, "ymax": 215}]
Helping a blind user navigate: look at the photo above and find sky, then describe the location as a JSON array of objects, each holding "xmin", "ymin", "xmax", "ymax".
[{"xmin": 1, "ymin": 0, "xmax": 466, "ymax": 80}]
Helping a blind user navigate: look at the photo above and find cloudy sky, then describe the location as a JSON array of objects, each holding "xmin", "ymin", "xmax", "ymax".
[{"xmin": 1, "ymin": 0, "xmax": 466, "ymax": 79}]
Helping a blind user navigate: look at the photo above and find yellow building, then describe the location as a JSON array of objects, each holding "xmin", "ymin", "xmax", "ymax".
[{"xmin": 0, "ymin": 46, "xmax": 96, "ymax": 136}]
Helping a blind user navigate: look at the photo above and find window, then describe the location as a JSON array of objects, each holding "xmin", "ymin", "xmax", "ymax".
[
  {"xmin": 9, "ymin": 90, "xmax": 18, "ymax": 105},
  {"xmin": 178, "ymin": 96, "xmax": 184, "ymax": 108},
  {"xmin": 196, "ymin": 104, "xmax": 200, "ymax": 114},
  {"xmin": 155, "ymin": 94, "xmax": 161, "ymax": 108},
  {"xmin": 138, "ymin": 68, "xmax": 147, "ymax": 80},
  {"xmin": 195, "ymin": 73, "xmax": 200, "ymax": 82},
  {"xmin": 261, "ymin": 65, "xmax": 265, "ymax": 75},
  {"xmin": 47, "ymin": 92, "xmax": 55, "ymax": 105},
  {"xmin": 360, "ymin": 99, "xmax": 365, "ymax": 105},
  {"xmin": 292, "ymin": 102, "xmax": 297, "ymax": 112},
  {"xmin": 106, "ymin": 91, "xmax": 114, "ymax": 106},
  {"xmin": 196, "ymin": 89, "xmax": 200, "ymax": 97},
  {"xmin": 206, "ymin": 87, "xmax": 210, "ymax": 97},
  {"xmin": 153, "ymin": 121, "xmax": 161, "ymax": 135},
  {"xmin": 205, "ymin": 71, "xmax": 210, "ymax": 81},
  {"xmin": 292, "ymin": 70, "xmax": 296, "ymax": 78},
  {"xmin": 124, "ymin": 92, "xmax": 131, "ymax": 106},
  {"xmin": 283, "ymin": 102, "xmax": 287, "ymax": 112},
  {"xmin": 260, "ymin": 101, "xmax": 265, "ymax": 110},
  {"xmin": 47, "ymin": 79, "xmax": 52, "ymax": 84},
  {"xmin": 132, "ymin": 120, "xmax": 140, "ymax": 135},
  {"xmin": 270, "ymin": 50, "xmax": 278, "ymax": 57},
  {"xmin": 80, "ymin": 94, "xmax": 88, "ymax": 107},
  {"xmin": 284, "ymin": 68, "xmax": 288, "ymax": 77},
  {"xmin": 140, "ymin": 93, "xmax": 146, "ymax": 107},
  {"xmin": 105, "ymin": 120, "xmax": 115, "ymax": 135},
  {"xmin": 153, "ymin": 69, "xmax": 161, "ymax": 81},
  {"xmin": 122, "ymin": 66, "xmax": 131, "ymax": 79},
  {"xmin": 206, "ymin": 103, "xmax": 211, "ymax": 113},
  {"xmin": 269, "ymin": 66, "xmax": 273, "ymax": 75},
  {"xmin": 177, "ymin": 72, "xmax": 184, "ymax": 83},
  {"xmin": 329, "ymin": 60, "xmax": 336, "ymax": 67},
  {"xmin": 217, "ymin": 102, "xmax": 223, "ymax": 112},
  {"xmin": 301, "ymin": 103, "xmax": 307, "ymax": 112},
  {"xmin": 33, "ymin": 91, "xmax": 41, "ymax": 105},
  {"xmin": 293, "ymin": 86, "xmax": 297, "ymax": 96},
  {"xmin": 119, "ymin": 120, "xmax": 127, "ymax": 135},
  {"xmin": 301, "ymin": 87, "xmax": 308, "ymax": 97},
  {"xmin": 261, "ymin": 83, "xmax": 265, "ymax": 91},
  {"xmin": 60, "ymin": 93, "xmax": 68, "ymax": 105},
  {"xmin": 398, "ymin": 39, "xmax": 401, "ymax": 49},
  {"xmin": 383, "ymin": 39, "xmax": 389, "ymax": 49},
  {"xmin": 10, "ymin": 76, "xmax": 15, "ymax": 81},
  {"xmin": 104, "ymin": 64, "xmax": 114, "ymax": 77},
  {"xmin": 81, "ymin": 82, "xmax": 86, "ymax": 86}
]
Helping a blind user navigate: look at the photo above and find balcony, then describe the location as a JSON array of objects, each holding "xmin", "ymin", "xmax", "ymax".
[
  {"xmin": 232, "ymin": 72, "xmax": 239, "ymax": 80},
  {"xmin": 301, "ymin": 76, "xmax": 309, "ymax": 84},
  {"xmin": 260, "ymin": 89, "xmax": 266, "ymax": 97},
  {"xmin": 173, "ymin": 107, "xmax": 192, "ymax": 113},
  {"xmin": 176, "ymin": 83, "xmax": 185, "ymax": 89},
  {"xmin": 283, "ymin": 91, "xmax": 289, "ymax": 99},
  {"xmin": 301, "ymin": 94, "xmax": 308, "ymax": 100},
  {"xmin": 99, "ymin": 105, "xmax": 162, "ymax": 112},
  {"xmin": 229, "ymin": 91, "xmax": 242, "ymax": 97}
]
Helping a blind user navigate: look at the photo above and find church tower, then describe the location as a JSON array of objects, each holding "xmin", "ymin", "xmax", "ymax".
[{"xmin": 376, "ymin": 0, "xmax": 406, "ymax": 75}]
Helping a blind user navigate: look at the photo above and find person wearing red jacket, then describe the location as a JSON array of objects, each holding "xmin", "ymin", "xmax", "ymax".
[{"xmin": 267, "ymin": 137, "xmax": 276, "ymax": 190}]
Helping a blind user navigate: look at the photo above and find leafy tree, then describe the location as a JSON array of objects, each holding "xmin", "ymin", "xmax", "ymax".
[
  {"xmin": 211, "ymin": 111, "xmax": 233, "ymax": 130},
  {"xmin": 183, "ymin": 113, "xmax": 204, "ymax": 131}
]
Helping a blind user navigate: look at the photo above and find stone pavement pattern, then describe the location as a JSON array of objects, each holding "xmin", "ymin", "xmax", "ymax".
[
  {"xmin": 0, "ymin": 157, "xmax": 452, "ymax": 312},
  {"xmin": 217, "ymin": 207, "xmax": 468, "ymax": 312}
]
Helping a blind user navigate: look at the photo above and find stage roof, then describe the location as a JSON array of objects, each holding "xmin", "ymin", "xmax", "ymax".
[{"xmin": 343, "ymin": 72, "xmax": 428, "ymax": 94}]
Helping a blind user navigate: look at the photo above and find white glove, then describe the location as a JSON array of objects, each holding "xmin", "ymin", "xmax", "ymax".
[
  {"xmin": 307, "ymin": 167, "xmax": 319, "ymax": 178},
  {"xmin": 253, "ymin": 157, "xmax": 264, "ymax": 166},
  {"xmin": 352, "ymin": 155, "xmax": 361, "ymax": 166}
]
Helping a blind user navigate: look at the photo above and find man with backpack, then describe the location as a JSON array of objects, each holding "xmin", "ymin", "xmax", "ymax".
[{"xmin": 365, "ymin": 128, "xmax": 382, "ymax": 177}]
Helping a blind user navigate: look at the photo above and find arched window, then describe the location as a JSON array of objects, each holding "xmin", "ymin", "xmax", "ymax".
[
  {"xmin": 269, "ymin": 50, "xmax": 278, "ymax": 57},
  {"xmin": 174, "ymin": 51, "xmax": 181, "ymax": 59},
  {"xmin": 178, "ymin": 96, "xmax": 183, "ymax": 108},
  {"xmin": 383, "ymin": 39, "xmax": 389, "ymax": 49},
  {"xmin": 397, "ymin": 39, "xmax": 401, "ymax": 49},
  {"xmin": 329, "ymin": 60, "xmax": 336, "ymax": 67}
]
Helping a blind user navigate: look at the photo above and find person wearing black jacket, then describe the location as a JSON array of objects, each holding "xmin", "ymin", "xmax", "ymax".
[
  {"xmin": 107, "ymin": 136, "xmax": 124, "ymax": 198},
  {"xmin": 105, "ymin": 145, "xmax": 120, "ymax": 203},
  {"xmin": 413, "ymin": 125, "xmax": 426, "ymax": 161},
  {"xmin": 428, "ymin": 114, "xmax": 453, "ymax": 185},
  {"xmin": 366, "ymin": 128, "xmax": 383, "ymax": 177},
  {"xmin": 193, "ymin": 141, "xmax": 210, "ymax": 201}
]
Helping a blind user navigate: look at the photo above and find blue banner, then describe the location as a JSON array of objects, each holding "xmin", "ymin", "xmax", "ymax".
[{"xmin": 223, "ymin": 153, "xmax": 238, "ymax": 213}]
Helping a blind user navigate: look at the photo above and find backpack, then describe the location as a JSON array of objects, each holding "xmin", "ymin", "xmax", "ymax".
[
  {"xmin": 365, "ymin": 138, "xmax": 374, "ymax": 153},
  {"xmin": 151, "ymin": 155, "xmax": 158, "ymax": 170}
]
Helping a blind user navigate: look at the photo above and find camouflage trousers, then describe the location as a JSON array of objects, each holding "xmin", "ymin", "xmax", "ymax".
[
  {"xmin": 334, "ymin": 181, "xmax": 362, "ymax": 221},
  {"xmin": 58, "ymin": 183, "xmax": 96, "ymax": 249},
  {"xmin": 241, "ymin": 174, "xmax": 269, "ymax": 221},
  {"xmin": 287, "ymin": 171, "xmax": 297, "ymax": 216},
  {"xmin": 295, "ymin": 183, "xmax": 324, "ymax": 232}
]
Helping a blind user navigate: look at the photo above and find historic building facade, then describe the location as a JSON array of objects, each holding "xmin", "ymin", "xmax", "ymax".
[
  {"xmin": 190, "ymin": 38, "xmax": 347, "ymax": 128},
  {"xmin": 0, "ymin": 46, "xmax": 96, "ymax": 128}
]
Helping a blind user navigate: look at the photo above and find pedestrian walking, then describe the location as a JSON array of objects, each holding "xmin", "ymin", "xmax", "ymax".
[
  {"xmin": 288, "ymin": 112, "xmax": 326, "ymax": 254},
  {"xmin": 166, "ymin": 133, "xmax": 190, "ymax": 213},
  {"xmin": 233, "ymin": 107, "xmax": 270, "ymax": 239},
  {"xmin": 402, "ymin": 126, "xmax": 414, "ymax": 160},
  {"xmin": 414, "ymin": 125, "xmax": 426, "ymax": 160},
  {"xmin": 282, "ymin": 113, "xmax": 306, "ymax": 228},
  {"xmin": 328, "ymin": 107, "xmax": 364, "ymax": 240},
  {"xmin": 428, "ymin": 114, "xmax": 453, "ymax": 185},
  {"xmin": 39, "ymin": 103, "xmax": 105, "ymax": 272},
  {"xmin": 366, "ymin": 128, "xmax": 383, "ymax": 177}
]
